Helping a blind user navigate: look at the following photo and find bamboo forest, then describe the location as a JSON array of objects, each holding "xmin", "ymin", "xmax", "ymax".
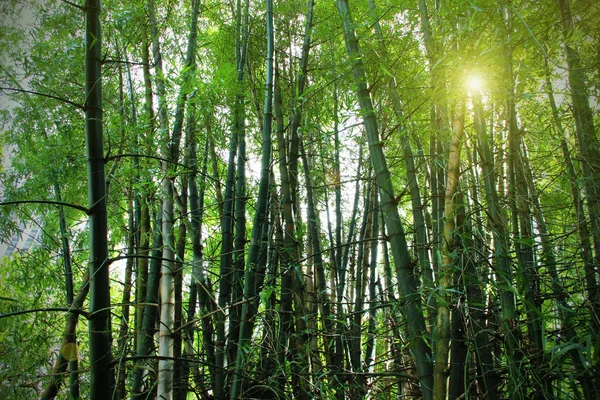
[{"xmin": 1, "ymin": 0, "xmax": 599, "ymax": 398}]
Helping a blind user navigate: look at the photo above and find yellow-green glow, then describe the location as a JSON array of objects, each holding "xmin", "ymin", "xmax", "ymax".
[{"xmin": 468, "ymin": 75, "xmax": 483, "ymax": 91}]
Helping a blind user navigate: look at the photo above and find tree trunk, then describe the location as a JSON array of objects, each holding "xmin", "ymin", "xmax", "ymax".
[
  {"xmin": 116, "ymin": 200, "xmax": 135, "ymax": 400},
  {"xmin": 335, "ymin": 142, "xmax": 364, "ymax": 399},
  {"xmin": 472, "ymin": 89, "xmax": 524, "ymax": 400},
  {"xmin": 151, "ymin": 0, "xmax": 200, "ymax": 397},
  {"xmin": 227, "ymin": 0, "xmax": 250, "ymax": 371},
  {"xmin": 84, "ymin": 1, "xmax": 114, "ymax": 397},
  {"xmin": 455, "ymin": 190, "xmax": 499, "ymax": 400},
  {"xmin": 336, "ymin": 1, "xmax": 433, "ymax": 398},
  {"xmin": 52, "ymin": 180, "xmax": 80, "ymax": 399},
  {"xmin": 131, "ymin": 209, "xmax": 163, "ymax": 400},
  {"xmin": 350, "ymin": 175, "xmax": 375, "ymax": 398},
  {"xmin": 135, "ymin": 26, "xmax": 153, "ymax": 355},
  {"xmin": 434, "ymin": 102, "xmax": 465, "ymax": 400},
  {"xmin": 368, "ymin": 0, "xmax": 433, "ymax": 326},
  {"xmin": 184, "ymin": 109, "xmax": 216, "ymax": 399},
  {"xmin": 173, "ymin": 180, "xmax": 187, "ymax": 400},
  {"xmin": 419, "ymin": 0, "xmax": 448, "ymax": 322},
  {"xmin": 365, "ymin": 190, "xmax": 380, "ymax": 374},
  {"xmin": 501, "ymin": 13, "xmax": 546, "ymax": 397},
  {"xmin": 230, "ymin": 0, "xmax": 274, "ymax": 396},
  {"xmin": 209, "ymin": 133, "xmax": 225, "ymax": 224},
  {"xmin": 40, "ymin": 275, "xmax": 89, "ymax": 400},
  {"xmin": 544, "ymin": 58, "xmax": 599, "ymax": 397},
  {"xmin": 557, "ymin": 0, "xmax": 600, "ymax": 287},
  {"xmin": 301, "ymin": 134, "xmax": 336, "ymax": 362}
]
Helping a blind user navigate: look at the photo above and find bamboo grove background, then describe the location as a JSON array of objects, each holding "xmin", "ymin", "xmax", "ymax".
[{"xmin": 0, "ymin": 0, "xmax": 599, "ymax": 399}]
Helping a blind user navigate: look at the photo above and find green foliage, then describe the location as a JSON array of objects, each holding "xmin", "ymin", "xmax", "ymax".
[
  {"xmin": 0, "ymin": 248, "xmax": 88, "ymax": 398},
  {"xmin": 1, "ymin": 0, "xmax": 599, "ymax": 398}
]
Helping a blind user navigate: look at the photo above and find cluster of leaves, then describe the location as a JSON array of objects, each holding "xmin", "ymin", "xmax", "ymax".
[{"xmin": 1, "ymin": 0, "xmax": 599, "ymax": 398}]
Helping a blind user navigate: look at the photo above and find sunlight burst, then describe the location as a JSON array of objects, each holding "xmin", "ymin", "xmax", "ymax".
[{"xmin": 468, "ymin": 75, "xmax": 483, "ymax": 91}]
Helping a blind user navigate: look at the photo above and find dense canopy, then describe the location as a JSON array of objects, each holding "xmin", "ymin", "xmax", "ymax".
[{"xmin": 1, "ymin": 0, "xmax": 599, "ymax": 399}]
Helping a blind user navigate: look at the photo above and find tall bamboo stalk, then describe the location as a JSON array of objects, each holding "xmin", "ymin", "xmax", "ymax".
[
  {"xmin": 84, "ymin": 1, "xmax": 114, "ymax": 397},
  {"xmin": 337, "ymin": 1, "xmax": 433, "ymax": 398},
  {"xmin": 229, "ymin": 0, "xmax": 274, "ymax": 396},
  {"xmin": 131, "ymin": 209, "xmax": 163, "ymax": 400},
  {"xmin": 472, "ymin": 89, "xmax": 523, "ymax": 400},
  {"xmin": 434, "ymin": 102, "xmax": 464, "ymax": 400}
]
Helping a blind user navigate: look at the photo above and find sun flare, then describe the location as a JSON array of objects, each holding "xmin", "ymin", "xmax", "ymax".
[{"xmin": 468, "ymin": 75, "xmax": 483, "ymax": 91}]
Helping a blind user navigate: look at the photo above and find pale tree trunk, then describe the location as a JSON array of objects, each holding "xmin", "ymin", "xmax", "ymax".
[
  {"xmin": 147, "ymin": 1, "xmax": 171, "ymax": 395},
  {"xmin": 149, "ymin": 0, "xmax": 173, "ymax": 392},
  {"xmin": 433, "ymin": 102, "xmax": 464, "ymax": 400},
  {"xmin": 336, "ymin": 1, "xmax": 433, "ymax": 398},
  {"xmin": 151, "ymin": 0, "xmax": 201, "ymax": 397}
]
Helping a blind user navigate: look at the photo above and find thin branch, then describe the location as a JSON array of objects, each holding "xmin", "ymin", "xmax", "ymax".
[
  {"xmin": 106, "ymin": 153, "xmax": 177, "ymax": 165},
  {"xmin": 59, "ymin": 0, "xmax": 85, "ymax": 11},
  {"xmin": 107, "ymin": 253, "xmax": 180, "ymax": 266},
  {"xmin": 106, "ymin": 153, "xmax": 221, "ymax": 184},
  {"xmin": 0, "ymin": 200, "xmax": 90, "ymax": 214},
  {"xmin": 0, "ymin": 308, "xmax": 89, "ymax": 319},
  {"xmin": 0, "ymin": 87, "xmax": 85, "ymax": 110},
  {"xmin": 115, "ymin": 355, "xmax": 220, "ymax": 369},
  {"xmin": 103, "ymin": 58, "xmax": 150, "ymax": 67}
]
